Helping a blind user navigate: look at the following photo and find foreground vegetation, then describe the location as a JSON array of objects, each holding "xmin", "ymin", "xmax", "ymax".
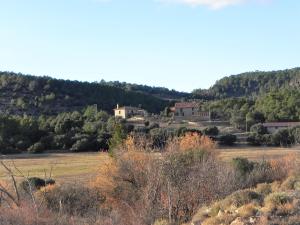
[
  {"xmin": 0, "ymin": 146, "xmax": 299, "ymax": 182},
  {"xmin": 0, "ymin": 133, "xmax": 297, "ymax": 225},
  {"xmin": 192, "ymin": 175, "xmax": 300, "ymax": 225}
]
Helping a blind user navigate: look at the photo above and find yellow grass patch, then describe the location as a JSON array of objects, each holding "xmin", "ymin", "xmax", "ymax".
[{"xmin": 0, "ymin": 152, "xmax": 109, "ymax": 183}]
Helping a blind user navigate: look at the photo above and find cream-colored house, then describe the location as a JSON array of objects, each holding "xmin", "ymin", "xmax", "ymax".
[
  {"xmin": 174, "ymin": 102, "xmax": 210, "ymax": 121},
  {"xmin": 114, "ymin": 105, "xmax": 146, "ymax": 119}
]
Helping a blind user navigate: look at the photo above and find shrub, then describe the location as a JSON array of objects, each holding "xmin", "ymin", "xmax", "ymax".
[
  {"xmin": 247, "ymin": 134, "xmax": 263, "ymax": 146},
  {"xmin": 220, "ymin": 190, "xmax": 262, "ymax": 209},
  {"xmin": 149, "ymin": 128, "xmax": 169, "ymax": 149},
  {"xmin": 20, "ymin": 177, "xmax": 47, "ymax": 193},
  {"xmin": 265, "ymin": 192, "xmax": 292, "ymax": 205},
  {"xmin": 264, "ymin": 192, "xmax": 292, "ymax": 212},
  {"xmin": 42, "ymin": 184, "xmax": 106, "ymax": 216},
  {"xmin": 71, "ymin": 138, "xmax": 90, "ymax": 152},
  {"xmin": 232, "ymin": 157, "xmax": 254, "ymax": 176},
  {"xmin": 256, "ymin": 183, "xmax": 272, "ymax": 196},
  {"xmin": 203, "ymin": 126, "xmax": 219, "ymax": 136},
  {"xmin": 15, "ymin": 138, "xmax": 31, "ymax": 151},
  {"xmin": 250, "ymin": 124, "xmax": 268, "ymax": 135},
  {"xmin": 237, "ymin": 203, "xmax": 258, "ymax": 218},
  {"xmin": 176, "ymin": 132, "xmax": 216, "ymax": 152},
  {"xmin": 94, "ymin": 133, "xmax": 234, "ymax": 225},
  {"xmin": 272, "ymin": 129, "xmax": 295, "ymax": 147},
  {"xmin": 0, "ymin": 146, "xmax": 21, "ymax": 154},
  {"xmin": 218, "ymin": 134, "xmax": 237, "ymax": 146},
  {"xmin": 45, "ymin": 178, "xmax": 56, "ymax": 186},
  {"xmin": 291, "ymin": 127, "xmax": 300, "ymax": 144},
  {"xmin": 28, "ymin": 142, "xmax": 44, "ymax": 153},
  {"xmin": 262, "ymin": 134, "xmax": 273, "ymax": 146},
  {"xmin": 245, "ymin": 160, "xmax": 276, "ymax": 186},
  {"xmin": 39, "ymin": 135, "xmax": 54, "ymax": 150},
  {"xmin": 280, "ymin": 176, "xmax": 299, "ymax": 191}
]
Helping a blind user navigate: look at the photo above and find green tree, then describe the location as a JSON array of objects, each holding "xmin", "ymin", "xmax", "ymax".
[{"xmin": 109, "ymin": 123, "xmax": 127, "ymax": 156}]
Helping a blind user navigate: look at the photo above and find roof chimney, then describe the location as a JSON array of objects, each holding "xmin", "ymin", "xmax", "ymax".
[{"xmin": 117, "ymin": 104, "xmax": 119, "ymax": 109}]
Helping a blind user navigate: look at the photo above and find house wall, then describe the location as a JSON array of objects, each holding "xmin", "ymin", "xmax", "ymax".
[
  {"xmin": 175, "ymin": 107, "xmax": 195, "ymax": 117},
  {"xmin": 114, "ymin": 109, "xmax": 127, "ymax": 119},
  {"xmin": 175, "ymin": 107, "xmax": 210, "ymax": 121},
  {"xmin": 114, "ymin": 108, "xmax": 145, "ymax": 119}
]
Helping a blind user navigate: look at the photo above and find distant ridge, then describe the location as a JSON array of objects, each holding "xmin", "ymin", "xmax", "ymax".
[
  {"xmin": 193, "ymin": 67, "xmax": 300, "ymax": 99},
  {"xmin": 0, "ymin": 71, "xmax": 170, "ymax": 116}
]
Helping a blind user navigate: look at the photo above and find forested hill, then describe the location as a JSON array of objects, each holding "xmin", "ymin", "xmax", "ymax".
[
  {"xmin": 99, "ymin": 80, "xmax": 190, "ymax": 100},
  {"xmin": 0, "ymin": 72, "xmax": 169, "ymax": 116},
  {"xmin": 193, "ymin": 68, "xmax": 300, "ymax": 99}
]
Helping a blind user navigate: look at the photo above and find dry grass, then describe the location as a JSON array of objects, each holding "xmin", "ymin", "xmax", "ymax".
[
  {"xmin": 0, "ymin": 152, "xmax": 109, "ymax": 183},
  {"xmin": 0, "ymin": 146, "xmax": 299, "ymax": 184},
  {"xmin": 218, "ymin": 146, "xmax": 300, "ymax": 163}
]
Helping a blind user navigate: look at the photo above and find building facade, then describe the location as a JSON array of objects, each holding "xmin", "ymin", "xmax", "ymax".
[
  {"xmin": 114, "ymin": 105, "xmax": 146, "ymax": 119},
  {"xmin": 174, "ymin": 102, "xmax": 210, "ymax": 121}
]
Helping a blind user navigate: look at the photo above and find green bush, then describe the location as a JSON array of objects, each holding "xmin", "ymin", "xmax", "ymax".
[
  {"xmin": 272, "ymin": 129, "xmax": 295, "ymax": 147},
  {"xmin": 20, "ymin": 177, "xmax": 48, "ymax": 193},
  {"xmin": 250, "ymin": 124, "xmax": 268, "ymax": 135},
  {"xmin": 15, "ymin": 139, "xmax": 31, "ymax": 151},
  {"xmin": 247, "ymin": 134, "xmax": 263, "ymax": 146},
  {"xmin": 232, "ymin": 158, "xmax": 255, "ymax": 176},
  {"xmin": 45, "ymin": 178, "xmax": 56, "ymax": 186},
  {"xmin": 291, "ymin": 127, "xmax": 300, "ymax": 144},
  {"xmin": 28, "ymin": 142, "xmax": 45, "ymax": 153},
  {"xmin": 219, "ymin": 134, "xmax": 237, "ymax": 146},
  {"xmin": 203, "ymin": 126, "xmax": 219, "ymax": 136}
]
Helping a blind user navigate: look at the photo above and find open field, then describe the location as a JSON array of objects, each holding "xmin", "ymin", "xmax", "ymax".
[
  {"xmin": 1, "ymin": 146, "xmax": 300, "ymax": 183},
  {"xmin": 218, "ymin": 146, "xmax": 300, "ymax": 162},
  {"xmin": 0, "ymin": 152, "xmax": 109, "ymax": 183}
]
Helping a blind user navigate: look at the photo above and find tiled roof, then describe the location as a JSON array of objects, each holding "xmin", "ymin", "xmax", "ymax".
[
  {"xmin": 175, "ymin": 102, "xmax": 200, "ymax": 109},
  {"xmin": 263, "ymin": 122, "xmax": 300, "ymax": 127}
]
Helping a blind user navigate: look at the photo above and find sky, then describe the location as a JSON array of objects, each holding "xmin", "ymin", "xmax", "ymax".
[{"xmin": 0, "ymin": 0, "xmax": 299, "ymax": 92}]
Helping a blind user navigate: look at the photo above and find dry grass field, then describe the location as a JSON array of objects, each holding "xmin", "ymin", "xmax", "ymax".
[
  {"xmin": 218, "ymin": 146, "xmax": 300, "ymax": 162},
  {"xmin": 0, "ymin": 146, "xmax": 299, "ymax": 183},
  {"xmin": 0, "ymin": 152, "xmax": 109, "ymax": 183}
]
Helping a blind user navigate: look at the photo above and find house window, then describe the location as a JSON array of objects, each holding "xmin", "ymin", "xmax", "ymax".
[{"xmin": 119, "ymin": 111, "xmax": 121, "ymax": 114}]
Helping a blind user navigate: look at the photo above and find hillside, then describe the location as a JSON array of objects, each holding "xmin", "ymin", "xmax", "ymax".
[
  {"xmin": 99, "ymin": 80, "xmax": 190, "ymax": 100},
  {"xmin": 0, "ymin": 72, "xmax": 169, "ymax": 116},
  {"xmin": 1, "ymin": 68, "xmax": 300, "ymax": 117},
  {"xmin": 193, "ymin": 68, "xmax": 300, "ymax": 99}
]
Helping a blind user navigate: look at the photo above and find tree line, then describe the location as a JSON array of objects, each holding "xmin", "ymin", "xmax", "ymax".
[
  {"xmin": 204, "ymin": 88, "xmax": 300, "ymax": 129},
  {"xmin": 193, "ymin": 67, "xmax": 300, "ymax": 99},
  {"xmin": 0, "ymin": 72, "xmax": 169, "ymax": 116}
]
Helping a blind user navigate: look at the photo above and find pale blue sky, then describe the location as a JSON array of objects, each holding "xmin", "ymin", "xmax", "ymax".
[{"xmin": 0, "ymin": 0, "xmax": 299, "ymax": 91}]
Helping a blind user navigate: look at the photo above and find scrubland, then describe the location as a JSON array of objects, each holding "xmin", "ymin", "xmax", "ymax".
[{"xmin": 0, "ymin": 134, "xmax": 299, "ymax": 225}]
